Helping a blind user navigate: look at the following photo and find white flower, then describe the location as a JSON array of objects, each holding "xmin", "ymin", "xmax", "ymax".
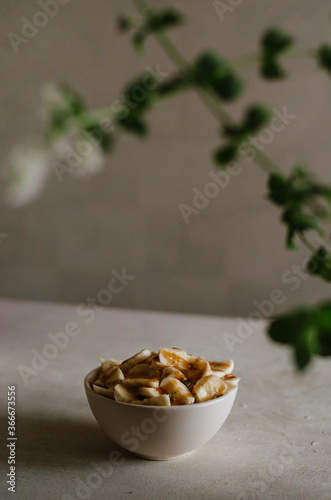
[
  {"xmin": 4, "ymin": 145, "xmax": 50, "ymax": 207},
  {"xmin": 51, "ymin": 127, "xmax": 104, "ymax": 180},
  {"xmin": 41, "ymin": 83, "xmax": 69, "ymax": 115}
]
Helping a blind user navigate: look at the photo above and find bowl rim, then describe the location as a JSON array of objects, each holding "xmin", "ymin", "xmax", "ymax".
[{"xmin": 85, "ymin": 366, "xmax": 238, "ymax": 409}]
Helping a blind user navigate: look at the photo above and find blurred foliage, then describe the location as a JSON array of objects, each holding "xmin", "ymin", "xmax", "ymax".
[{"xmin": 8, "ymin": 1, "xmax": 331, "ymax": 370}]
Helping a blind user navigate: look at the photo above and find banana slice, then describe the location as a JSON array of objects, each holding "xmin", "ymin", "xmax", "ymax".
[
  {"xmin": 209, "ymin": 360, "xmax": 234, "ymax": 377},
  {"xmin": 114, "ymin": 384, "xmax": 139, "ymax": 403},
  {"xmin": 123, "ymin": 377, "xmax": 159, "ymax": 388},
  {"xmin": 193, "ymin": 374, "xmax": 227, "ymax": 403},
  {"xmin": 102, "ymin": 366, "xmax": 125, "ymax": 387},
  {"xmin": 139, "ymin": 386, "xmax": 162, "ymax": 398},
  {"xmin": 143, "ymin": 351, "xmax": 158, "ymax": 364},
  {"xmin": 126, "ymin": 363, "xmax": 161, "ymax": 380},
  {"xmin": 160, "ymin": 376, "xmax": 195, "ymax": 405},
  {"xmin": 119, "ymin": 349, "xmax": 151, "ymax": 374},
  {"xmin": 162, "ymin": 366, "xmax": 186, "ymax": 381},
  {"xmin": 137, "ymin": 394, "xmax": 171, "ymax": 406},
  {"xmin": 93, "ymin": 375, "xmax": 107, "ymax": 388},
  {"xmin": 185, "ymin": 356, "xmax": 212, "ymax": 384},
  {"xmin": 101, "ymin": 358, "xmax": 120, "ymax": 373},
  {"xmin": 93, "ymin": 384, "xmax": 115, "ymax": 399},
  {"xmin": 223, "ymin": 374, "xmax": 240, "ymax": 394},
  {"xmin": 158, "ymin": 348, "xmax": 190, "ymax": 370}
]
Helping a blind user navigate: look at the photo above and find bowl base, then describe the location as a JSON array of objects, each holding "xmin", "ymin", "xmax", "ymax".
[{"xmin": 133, "ymin": 450, "xmax": 194, "ymax": 461}]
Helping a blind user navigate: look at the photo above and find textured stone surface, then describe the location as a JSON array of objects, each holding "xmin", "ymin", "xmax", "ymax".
[
  {"xmin": 1, "ymin": 1, "xmax": 331, "ymax": 315},
  {"xmin": 1, "ymin": 299, "xmax": 330, "ymax": 499}
]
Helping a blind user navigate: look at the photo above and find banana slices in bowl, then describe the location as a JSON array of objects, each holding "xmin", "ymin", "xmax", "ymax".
[{"xmin": 92, "ymin": 347, "xmax": 240, "ymax": 406}]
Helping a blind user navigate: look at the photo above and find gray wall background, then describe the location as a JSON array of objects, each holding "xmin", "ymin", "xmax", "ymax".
[{"xmin": 1, "ymin": 0, "xmax": 331, "ymax": 317}]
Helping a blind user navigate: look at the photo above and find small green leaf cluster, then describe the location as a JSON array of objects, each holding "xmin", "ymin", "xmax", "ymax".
[
  {"xmin": 268, "ymin": 167, "xmax": 331, "ymax": 249},
  {"xmin": 48, "ymin": 83, "xmax": 86, "ymax": 132},
  {"xmin": 191, "ymin": 51, "xmax": 243, "ymax": 101},
  {"xmin": 268, "ymin": 303, "xmax": 331, "ymax": 369},
  {"xmin": 117, "ymin": 73, "xmax": 160, "ymax": 136},
  {"xmin": 306, "ymin": 246, "xmax": 331, "ymax": 282},
  {"xmin": 317, "ymin": 44, "xmax": 331, "ymax": 74},
  {"xmin": 45, "ymin": 83, "xmax": 114, "ymax": 153},
  {"xmin": 260, "ymin": 28, "xmax": 293, "ymax": 79},
  {"xmin": 129, "ymin": 8, "xmax": 184, "ymax": 50},
  {"xmin": 214, "ymin": 105, "xmax": 272, "ymax": 165},
  {"xmin": 114, "ymin": 49, "xmax": 247, "ymax": 137},
  {"xmin": 117, "ymin": 15, "xmax": 135, "ymax": 33}
]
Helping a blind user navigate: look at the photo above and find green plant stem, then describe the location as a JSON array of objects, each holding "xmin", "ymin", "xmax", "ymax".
[
  {"xmin": 134, "ymin": 0, "xmax": 283, "ymax": 177},
  {"xmin": 232, "ymin": 47, "xmax": 316, "ymax": 68},
  {"xmin": 299, "ymin": 233, "xmax": 317, "ymax": 253},
  {"xmin": 133, "ymin": 0, "xmax": 318, "ymax": 251},
  {"xmin": 79, "ymin": 106, "xmax": 116, "ymax": 122},
  {"xmin": 251, "ymin": 147, "xmax": 283, "ymax": 175}
]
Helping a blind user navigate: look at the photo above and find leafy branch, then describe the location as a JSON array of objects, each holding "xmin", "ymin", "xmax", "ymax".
[{"xmin": 5, "ymin": 0, "xmax": 331, "ymax": 369}]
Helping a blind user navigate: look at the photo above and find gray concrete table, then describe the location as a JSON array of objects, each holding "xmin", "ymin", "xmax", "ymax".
[{"xmin": 1, "ymin": 299, "xmax": 330, "ymax": 500}]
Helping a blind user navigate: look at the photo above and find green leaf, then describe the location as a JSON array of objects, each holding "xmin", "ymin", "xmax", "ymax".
[
  {"xmin": 118, "ymin": 111, "xmax": 148, "ymax": 136},
  {"xmin": 124, "ymin": 74, "xmax": 158, "ymax": 111},
  {"xmin": 132, "ymin": 30, "xmax": 146, "ymax": 52},
  {"xmin": 306, "ymin": 246, "xmax": 331, "ymax": 282},
  {"xmin": 213, "ymin": 145, "xmax": 237, "ymax": 165},
  {"xmin": 193, "ymin": 52, "xmax": 227, "ymax": 85},
  {"xmin": 317, "ymin": 44, "xmax": 331, "ymax": 74},
  {"xmin": 261, "ymin": 28, "xmax": 293, "ymax": 54},
  {"xmin": 319, "ymin": 329, "xmax": 331, "ymax": 356},
  {"xmin": 84, "ymin": 124, "xmax": 114, "ymax": 153},
  {"xmin": 282, "ymin": 207, "xmax": 318, "ymax": 231},
  {"xmin": 315, "ymin": 304, "xmax": 331, "ymax": 356},
  {"xmin": 268, "ymin": 311, "xmax": 310, "ymax": 345},
  {"xmin": 261, "ymin": 56, "xmax": 285, "ymax": 79},
  {"xmin": 146, "ymin": 8, "xmax": 184, "ymax": 32},
  {"xmin": 285, "ymin": 226, "xmax": 298, "ymax": 250},
  {"xmin": 131, "ymin": 8, "xmax": 183, "ymax": 51},
  {"xmin": 47, "ymin": 83, "xmax": 86, "ymax": 132},
  {"xmin": 268, "ymin": 303, "xmax": 331, "ymax": 369},
  {"xmin": 117, "ymin": 15, "xmax": 134, "ymax": 33},
  {"xmin": 268, "ymin": 173, "xmax": 290, "ymax": 206},
  {"xmin": 59, "ymin": 83, "xmax": 86, "ymax": 116},
  {"xmin": 243, "ymin": 105, "xmax": 272, "ymax": 133},
  {"xmin": 212, "ymin": 73, "xmax": 243, "ymax": 101},
  {"xmin": 260, "ymin": 29, "xmax": 293, "ymax": 80},
  {"xmin": 295, "ymin": 327, "xmax": 317, "ymax": 370},
  {"xmin": 193, "ymin": 51, "xmax": 243, "ymax": 101}
]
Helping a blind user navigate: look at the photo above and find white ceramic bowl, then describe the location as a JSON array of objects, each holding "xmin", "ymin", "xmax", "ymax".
[{"xmin": 85, "ymin": 367, "xmax": 238, "ymax": 460}]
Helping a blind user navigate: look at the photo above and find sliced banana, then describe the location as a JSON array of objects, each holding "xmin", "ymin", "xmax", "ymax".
[
  {"xmin": 143, "ymin": 351, "xmax": 158, "ymax": 365},
  {"xmin": 162, "ymin": 366, "xmax": 186, "ymax": 381},
  {"xmin": 103, "ymin": 366, "xmax": 125, "ymax": 387},
  {"xmin": 193, "ymin": 374, "xmax": 227, "ymax": 403},
  {"xmin": 160, "ymin": 376, "xmax": 195, "ymax": 405},
  {"xmin": 93, "ymin": 348, "xmax": 239, "ymax": 406},
  {"xmin": 101, "ymin": 359, "xmax": 120, "ymax": 373},
  {"xmin": 114, "ymin": 384, "xmax": 139, "ymax": 403},
  {"xmin": 93, "ymin": 376, "xmax": 107, "ymax": 388},
  {"xmin": 223, "ymin": 375, "xmax": 240, "ymax": 394},
  {"xmin": 139, "ymin": 386, "xmax": 161, "ymax": 398},
  {"xmin": 126, "ymin": 363, "xmax": 160, "ymax": 380},
  {"xmin": 209, "ymin": 360, "xmax": 234, "ymax": 377},
  {"xmin": 123, "ymin": 377, "xmax": 159, "ymax": 388},
  {"xmin": 138, "ymin": 394, "xmax": 171, "ymax": 406},
  {"xmin": 158, "ymin": 347, "xmax": 190, "ymax": 370},
  {"xmin": 185, "ymin": 356, "xmax": 212, "ymax": 384},
  {"xmin": 119, "ymin": 349, "xmax": 151, "ymax": 374},
  {"xmin": 93, "ymin": 384, "xmax": 115, "ymax": 398}
]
